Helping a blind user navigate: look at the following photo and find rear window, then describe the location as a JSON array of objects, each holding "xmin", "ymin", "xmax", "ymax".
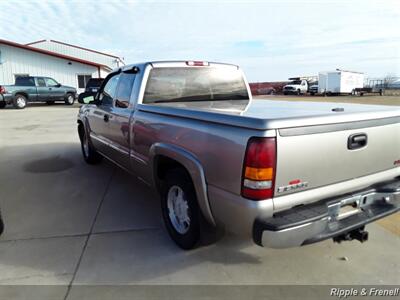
[
  {"xmin": 143, "ymin": 67, "xmax": 249, "ymax": 104},
  {"xmin": 86, "ymin": 78, "xmax": 104, "ymax": 88},
  {"xmin": 15, "ymin": 77, "xmax": 35, "ymax": 86}
]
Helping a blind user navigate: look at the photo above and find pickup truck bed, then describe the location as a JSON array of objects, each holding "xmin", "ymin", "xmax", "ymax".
[{"xmin": 77, "ymin": 61, "xmax": 400, "ymax": 249}]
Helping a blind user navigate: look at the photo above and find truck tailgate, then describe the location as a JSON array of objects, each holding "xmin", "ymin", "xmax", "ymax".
[{"xmin": 274, "ymin": 118, "xmax": 400, "ymax": 208}]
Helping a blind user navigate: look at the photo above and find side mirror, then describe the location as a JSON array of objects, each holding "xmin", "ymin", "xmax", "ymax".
[
  {"xmin": 56, "ymin": 83, "xmax": 61, "ymax": 88},
  {"xmin": 78, "ymin": 92, "xmax": 96, "ymax": 104}
]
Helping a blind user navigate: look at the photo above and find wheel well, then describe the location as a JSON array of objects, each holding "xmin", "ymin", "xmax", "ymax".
[
  {"xmin": 77, "ymin": 120, "xmax": 84, "ymax": 138},
  {"xmin": 15, "ymin": 92, "xmax": 28, "ymax": 100},
  {"xmin": 154, "ymin": 155, "xmax": 191, "ymax": 188}
]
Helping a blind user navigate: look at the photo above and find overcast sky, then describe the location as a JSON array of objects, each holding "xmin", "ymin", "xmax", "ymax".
[{"xmin": 0, "ymin": 0, "xmax": 399, "ymax": 81}]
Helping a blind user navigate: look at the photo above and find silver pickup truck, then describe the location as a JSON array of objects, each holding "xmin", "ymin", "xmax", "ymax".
[{"xmin": 77, "ymin": 61, "xmax": 400, "ymax": 250}]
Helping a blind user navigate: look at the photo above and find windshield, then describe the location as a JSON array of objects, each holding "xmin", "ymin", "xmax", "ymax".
[
  {"xmin": 143, "ymin": 67, "xmax": 249, "ymax": 103},
  {"xmin": 290, "ymin": 80, "xmax": 301, "ymax": 85}
]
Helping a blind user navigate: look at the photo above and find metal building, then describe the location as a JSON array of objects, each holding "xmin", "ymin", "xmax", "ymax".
[{"xmin": 0, "ymin": 39, "xmax": 124, "ymax": 92}]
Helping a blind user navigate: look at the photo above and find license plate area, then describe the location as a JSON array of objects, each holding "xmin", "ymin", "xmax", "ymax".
[
  {"xmin": 337, "ymin": 203, "xmax": 361, "ymax": 220},
  {"xmin": 328, "ymin": 197, "xmax": 363, "ymax": 221}
]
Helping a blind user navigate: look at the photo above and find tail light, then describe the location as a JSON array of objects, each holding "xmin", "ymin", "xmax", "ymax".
[
  {"xmin": 241, "ymin": 137, "xmax": 276, "ymax": 200},
  {"xmin": 0, "ymin": 86, "xmax": 5, "ymax": 94}
]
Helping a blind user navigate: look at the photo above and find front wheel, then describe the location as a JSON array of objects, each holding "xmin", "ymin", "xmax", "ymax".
[
  {"xmin": 65, "ymin": 94, "xmax": 75, "ymax": 105},
  {"xmin": 79, "ymin": 125, "xmax": 102, "ymax": 164},
  {"xmin": 0, "ymin": 102, "xmax": 6, "ymax": 109},
  {"xmin": 13, "ymin": 94, "xmax": 27, "ymax": 109},
  {"xmin": 160, "ymin": 169, "xmax": 200, "ymax": 250}
]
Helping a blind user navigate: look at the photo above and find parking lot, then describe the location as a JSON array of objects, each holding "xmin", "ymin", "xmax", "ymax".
[{"xmin": 0, "ymin": 99, "xmax": 399, "ymax": 299}]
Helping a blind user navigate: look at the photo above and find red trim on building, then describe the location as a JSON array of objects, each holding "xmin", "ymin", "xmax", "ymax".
[{"xmin": 0, "ymin": 38, "xmax": 107, "ymax": 68}]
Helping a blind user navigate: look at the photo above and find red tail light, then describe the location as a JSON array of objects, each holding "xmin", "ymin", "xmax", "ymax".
[
  {"xmin": 0, "ymin": 86, "xmax": 6, "ymax": 94},
  {"xmin": 241, "ymin": 137, "xmax": 276, "ymax": 200}
]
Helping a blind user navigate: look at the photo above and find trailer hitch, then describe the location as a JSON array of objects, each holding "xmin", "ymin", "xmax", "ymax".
[{"xmin": 333, "ymin": 227, "xmax": 369, "ymax": 244}]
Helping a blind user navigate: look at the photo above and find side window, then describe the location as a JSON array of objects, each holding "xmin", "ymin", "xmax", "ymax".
[
  {"xmin": 99, "ymin": 74, "xmax": 120, "ymax": 106},
  {"xmin": 114, "ymin": 73, "xmax": 136, "ymax": 108},
  {"xmin": 45, "ymin": 78, "xmax": 59, "ymax": 87},
  {"xmin": 37, "ymin": 78, "xmax": 46, "ymax": 87}
]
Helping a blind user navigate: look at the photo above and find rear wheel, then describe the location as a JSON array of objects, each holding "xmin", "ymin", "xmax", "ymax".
[
  {"xmin": 79, "ymin": 125, "xmax": 102, "ymax": 164},
  {"xmin": 13, "ymin": 94, "xmax": 27, "ymax": 109},
  {"xmin": 160, "ymin": 169, "xmax": 200, "ymax": 250},
  {"xmin": 0, "ymin": 102, "xmax": 6, "ymax": 109},
  {"xmin": 65, "ymin": 93, "xmax": 75, "ymax": 105}
]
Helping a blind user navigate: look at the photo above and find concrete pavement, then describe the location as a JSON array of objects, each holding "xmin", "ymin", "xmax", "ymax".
[{"xmin": 0, "ymin": 103, "xmax": 399, "ymax": 299}]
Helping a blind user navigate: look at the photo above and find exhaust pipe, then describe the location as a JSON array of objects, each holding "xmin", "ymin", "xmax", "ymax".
[{"xmin": 333, "ymin": 227, "xmax": 369, "ymax": 244}]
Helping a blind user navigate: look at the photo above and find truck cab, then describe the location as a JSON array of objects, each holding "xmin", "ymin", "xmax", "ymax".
[{"xmin": 283, "ymin": 79, "xmax": 308, "ymax": 95}]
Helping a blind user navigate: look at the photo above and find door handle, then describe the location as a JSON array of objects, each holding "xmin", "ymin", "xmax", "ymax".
[
  {"xmin": 348, "ymin": 133, "xmax": 367, "ymax": 150},
  {"xmin": 103, "ymin": 114, "xmax": 109, "ymax": 122},
  {"xmin": 49, "ymin": 88, "xmax": 52, "ymax": 90}
]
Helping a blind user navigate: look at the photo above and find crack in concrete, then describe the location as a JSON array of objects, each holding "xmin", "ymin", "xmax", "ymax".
[
  {"xmin": 0, "ymin": 272, "xmax": 72, "ymax": 284},
  {"xmin": 63, "ymin": 167, "xmax": 116, "ymax": 300},
  {"xmin": 0, "ymin": 233, "xmax": 88, "ymax": 244}
]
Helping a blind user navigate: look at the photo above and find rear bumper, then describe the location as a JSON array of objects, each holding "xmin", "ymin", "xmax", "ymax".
[
  {"xmin": 0, "ymin": 93, "xmax": 13, "ymax": 103},
  {"xmin": 253, "ymin": 178, "xmax": 400, "ymax": 248}
]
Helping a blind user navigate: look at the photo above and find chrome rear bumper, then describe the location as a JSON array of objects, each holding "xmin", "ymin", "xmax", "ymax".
[{"xmin": 254, "ymin": 178, "xmax": 400, "ymax": 248}]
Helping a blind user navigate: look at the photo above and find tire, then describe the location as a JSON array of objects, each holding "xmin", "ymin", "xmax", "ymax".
[
  {"xmin": 46, "ymin": 101, "xmax": 55, "ymax": 105},
  {"xmin": 283, "ymin": 92, "xmax": 288, "ymax": 95},
  {"xmin": 0, "ymin": 102, "xmax": 6, "ymax": 109},
  {"xmin": 0, "ymin": 208, "xmax": 4, "ymax": 236},
  {"xmin": 297, "ymin": 89, "xmax": 301, "ymax": 95},
  {"xmin": 78, "ymin": 124, "xmax": 102, "ymax": 164},
  {"xmin": 65, "ymin": 93, "xmax": 75, "ymax": 105},
  {"xmin": 160, "ymin": 168, "xmax": 200, "ymax": 250},
  {"xmin": 13, "ymin": 94, "xmax": 27, "ymax": 109}
]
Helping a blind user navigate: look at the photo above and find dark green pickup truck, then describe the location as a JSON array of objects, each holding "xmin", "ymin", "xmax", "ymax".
[{"xmin": 0, "ymin": 76, "xmax": 77, "ymax": 109}]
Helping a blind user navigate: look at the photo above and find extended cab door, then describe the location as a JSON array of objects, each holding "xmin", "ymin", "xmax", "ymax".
[
  {"xmin": 87, "ymin": 73, "xmax": 121, "ymax": 156},
  {"xmin": 102, "ymin": 71, "xmax": 137, "ymax": 168},
  {"xmin": 35, "ymin": 77, "xmax": 50, "ymax": 102}
]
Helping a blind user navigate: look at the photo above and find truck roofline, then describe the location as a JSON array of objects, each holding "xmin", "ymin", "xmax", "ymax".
[{"xmin": 114, "ymin": 61, "xmax": 239, "ymax": 74}]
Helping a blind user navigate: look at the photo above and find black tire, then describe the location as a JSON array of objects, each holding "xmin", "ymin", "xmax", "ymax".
[
  {"xmin": 0, "ymin": 208, "xmax": 4, "ymax": 236},
  {"xmin": 65, "ymin": 93, "xmax": 75, "ymax": 105},
  {"xmin": 160, "ymin": 168, "xmax": 200, "ymax": 250},
  {"xmin": 283, "ymin": 92, "xmax": 288, "ymax": 95},
  {"xmin": 46, "ymin": 101, "xmax": 55, "ymax": 105},
  {"xmin": 0, "ymin": 102, "xmax": 6, "ymax": 109},
  {"xmin": 13, "ymin": 94, "xmax": 27, "ymax": 109},
  {"xmin": 78, "ymin": 124, "xmax": 102, "ymax": 164}
]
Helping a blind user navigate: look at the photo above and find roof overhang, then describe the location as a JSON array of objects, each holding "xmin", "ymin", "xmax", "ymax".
[{"xmin": 0, "ymin": 38, "xmax": 107, "ymax": 68}]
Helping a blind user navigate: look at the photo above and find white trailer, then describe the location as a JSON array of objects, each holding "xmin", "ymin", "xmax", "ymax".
[{"xmin": 318, "ymin": 70, "xmax": 364, "ymax": 95}]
